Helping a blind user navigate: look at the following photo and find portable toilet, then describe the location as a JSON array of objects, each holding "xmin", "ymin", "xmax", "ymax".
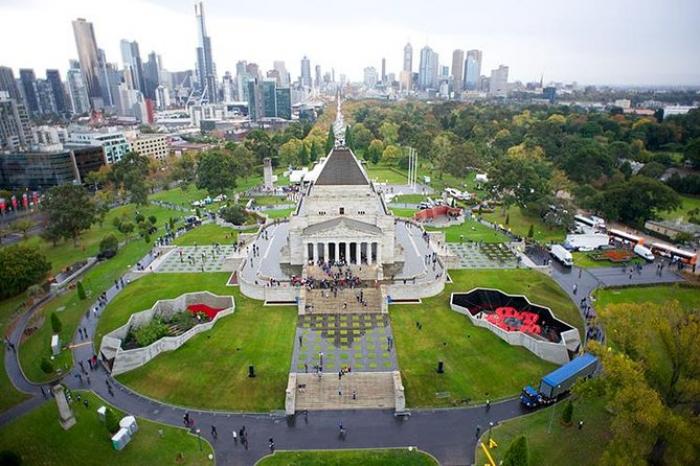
[
  {"xmin": 111, "ymin": 428, "xmax": 131, "ymax": 451},
  {"xmin": 119, "ymin": 416, "xmax": 138, "ymax": 435}
]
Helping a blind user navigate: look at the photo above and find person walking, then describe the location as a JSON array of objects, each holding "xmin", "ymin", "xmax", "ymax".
[
  {"xmin": 268, "ymin": 438, "xmax": 275, "ymax": 452},
  {"xmin": 232, "ymin": 430, "xmax": 238, "ymax": 444},
  {"xmin": 211, "ymin": 425, "xmax": 218, "ymax": 440}
]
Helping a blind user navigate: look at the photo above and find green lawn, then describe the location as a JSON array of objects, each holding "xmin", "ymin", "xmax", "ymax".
[
  {"xmin": 101, "ymin": 273, "xmax": 297, "ymax": 412},
  {"xmin": 150, "ymin": 185, "xmax": 212, "ymax": 208},
  {"xmin": 482, "ymin": 207, "xmax": 565, "ymax": 243},
  {"xmin": 571, "ymin": 251, "xmax": 643, "ymax": 268},
  {"xmin": 390, "ymin": 208, "xmax": 415, "ymax": 218},
  {"xmin": 258, "ymin": 448, "xmax": 438, "ymax": 466},
  {"xmin": 366, "ymin": 166, "xmax": 408, "ymax": 185},
  {"xmin": 249, "ymin": 195, "xmax": 289, "ymax": 206},
  {"xmin": 392, "ymin": 194, "xmax": 427, "ymax": 204},
  {"xmin": 173, "ymin": 223, "xmax": 243, "ymax": 246},
  {"xmin": 0, "ymin": 391, "xmax": 212, "ymax": 466},
  {"xmin": 19, "ymin": 238, "xmax": 161, "ymax": 383},
  {"xmin": 475, "ymin": 396, "xmax": 610, "ymax": 466},
  {"xmin": 0, "ymin": 294, "xmax": 31, "ymax": 412},
  {"xmin": 657, "ymin": 194, "xmax": 700, "ymax": 222},
  {"xmin": 392, "ymin": 269, "xmax": 582, "ymax": 408},
  {"xmin": 426, "ymin": 219, "xmax": 508, "ymax": 243},
  {"xmin": 594, "ymin": 283, "xmax": 700, "ymax": 310},
  {"xmin": 265, "ymin": 208, "xmax": 295, "ymax": 219}
]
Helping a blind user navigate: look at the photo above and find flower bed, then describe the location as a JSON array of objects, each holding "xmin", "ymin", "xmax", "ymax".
[{"xmin": 589, "ymin": 249, "xmax": 634, "ymax": 262}]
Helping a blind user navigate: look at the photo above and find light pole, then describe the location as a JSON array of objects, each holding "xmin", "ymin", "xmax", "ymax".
[
  {"xmin": 196, "ymin": 428, "xmax": 202, "ymax": 451},
  {"xmin": 488, "ymin": 421, "xmax": 494, "ymax": 442}
]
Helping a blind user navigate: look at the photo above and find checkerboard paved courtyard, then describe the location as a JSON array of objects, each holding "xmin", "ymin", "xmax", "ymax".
[
  {"xmin": 155, "ymin": 245, "xmax": 236, "ymax": 273},
  {"xmin": 292, "ymin": 313, "xmax": 398, "ymax": 373},
  {"xmin": 447, "ymin": 242, "xmax": 518, "ymax": 269}
]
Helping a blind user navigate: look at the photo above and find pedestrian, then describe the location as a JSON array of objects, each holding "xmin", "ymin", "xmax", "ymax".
[
  {"xmin": 578, "ymin": 420, "xmax": 584, "ymax": 430},
  {"xmin": 486, "ymin": 399, "xmax": 490, "ymax": 411},
  {"xmin": 211, "ymin": 425, "xmax": 218, "ymax": 440},
  {"xmin": 184, "ymin": 412, "xmax": 190, "ymax": 427},
  {"xmin": 475, "ymin": 424, "xmax": 481, "ymax": 439},
  {"xmin": 83, "ymin": 398, "xmax": 89, "ymax": 408},
  {"xmin": 298, "ymin": 335, "xmax": 303, "ymax": 346},
  {"xmin": 352, "ymin": 390, "xmax": 357, "ymax": 400},
  {"xmin": 232, "ymin": 430, "xmax": 238, "ymax": 444},
  {"xmin": 268, "ymin": 438, "xmax": 275, "ymax": 452},
  {"xmin": 40, "ymin": 386, "xmax": 47, "ymax": 399},
  {"xmin": 86, "ymin": 374, "xmax": 91, "ymax": 385}
]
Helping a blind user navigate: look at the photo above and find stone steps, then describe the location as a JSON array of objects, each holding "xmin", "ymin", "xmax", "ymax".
[
  {"xmin": 293, "ymin": 372, "xmax": 396, "ymax": 410},
  {"xmin": 304, "ymin": 288, "xmax": 383, "ymax": 314}
]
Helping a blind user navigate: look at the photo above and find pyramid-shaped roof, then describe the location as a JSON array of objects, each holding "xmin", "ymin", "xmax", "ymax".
[{"xmin": 314, "ymin": 148, "xmax": 368, "ymax": 186}]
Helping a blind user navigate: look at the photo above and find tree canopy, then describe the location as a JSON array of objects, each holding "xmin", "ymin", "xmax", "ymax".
[{"xmin": 42, "ymin": 184, "xmax": 97, "ymax": 245}]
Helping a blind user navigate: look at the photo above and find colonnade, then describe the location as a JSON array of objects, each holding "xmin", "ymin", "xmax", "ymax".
[{"xmin": 304, "ymin": 240, "xmax": 380, "ymax": 264}]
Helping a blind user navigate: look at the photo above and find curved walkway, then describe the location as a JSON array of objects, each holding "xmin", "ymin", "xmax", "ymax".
[{"xmin": 2, "ymin": 241, "xmax": 687, "ymax": 465}]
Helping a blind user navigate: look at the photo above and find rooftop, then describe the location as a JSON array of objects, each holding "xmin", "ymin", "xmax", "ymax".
[{"xmin": 314, "ymin": 148, "xmax": 368, "ymax": 186}]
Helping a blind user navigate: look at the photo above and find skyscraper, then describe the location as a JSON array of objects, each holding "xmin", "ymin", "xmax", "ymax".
[
  {"xmin": 120, "ymin": 40, "xmax": 145, "ymax": 93},
  {"xmin": 46, "ymin": 70, "xmax": 68, "ymax": 114},
  {"xmin": 222, "ymin": 72, "xmax": 235, "ymax": 103},
  {"xmin": 489, "ymin": 65, "xmax": 509, "ymax": 96},
  {"xmin": 66, "ymin": 60, "xmax": 90, "ymax": 115},
  {"xmin": 0, "ymin": 92, "xmax": 34, "ymax": 151},
  {"xmin": 36, "ymin": 80, "xmax": 57, "ymax": 115},
  {"xmin": 19, "ymin": 69, "xmax": 41, "ymax": 114},
  {"xmin": 314, "ymin": 65, "xmax": 322, "ymax": 89},
  {"xmin": 300, "ymin": 56, "xmax": 311, "ymax": 88},
  {"xmin": 363, "ymin": 67, "xmax": 378, "ymax": 88},
  {"xmin": 381, "ymin": 58, "xmax": 386, "ymax": 83},
  {"xmin": 0, "ymin": 67, "xmax": 22, "ymax": 102},
  {"xmin": 451, "ymin": 49, "xmax": 465, "ymax": 94},
  {"xmin": 194, "ymin": 1, "xmax": 217, "ymax": 103},
  {"xmin": 418, "ymin": 46, "xmax": 439, "ymax": 90},
  {"xmin": 403, "ymin": 43, "xmax": 413, "ymax": 72},
  {"xmin": 464, "ymin": 49, "xmax": 483, "ymax": 91},
  {"xmin": 143, "ymin": 52, "xmax": 160, "ymax": 100},
  {"xmin": 273, "ymin": 61, "xmax": 289, "ymax": 87},
  {"xmin": 72, "ymin": 18, "xmax": 103, "ymax": 109}
]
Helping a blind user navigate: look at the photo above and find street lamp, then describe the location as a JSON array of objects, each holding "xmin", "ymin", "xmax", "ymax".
[
  {"xmin": 488, "ymin": 421, "xmax": 494, "ymax": 442},
  {"xmin": 196, "ymin": 428, "xmax": 202, "ymax": 451}
]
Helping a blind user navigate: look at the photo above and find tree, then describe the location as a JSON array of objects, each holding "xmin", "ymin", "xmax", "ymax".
[
  {"xmin": 684, "ymin": 137, "xmax": 700, "ymax": 168},
  {"xmin": 351, "ymin": 124, "xmax": 373, "ymax": 152},
  {"xmin": 105, "ymin": 408, "xmax": 120, "ymax": 434},
  {"xmin": 279, "ymin": 138, "xmax": 304, "ymax": 166},
  {"xmin": 527, "ymin": 224, "xmax": 534, "ymax": 238},
  {"xmin": 561, "ymin": 400, "xmax": 573, "ymax": 425},
  {"xmin": 110, "ymin": 152, "xmax": 150, "ymax": 205},
  {"xmin": 382, "ymin": 145, "xmax": 402, "ymax": 165},
  {"xmin": 76, "ymin": 281, "xmax": 86, "ymax": 300},
  {"xmin": 325, "ymin": 124, "xmax": 335, "ymax": 153},
  {"xmin": 50, "ymin": 312, "xmax": 62, "ymax": 333},
  {"xmin": 196, "ymin": 151, "xmax": 239, "ymax": 195},
  {"xmin": 11, "ymin": 219, "xmax": 33, "ymax": 239},
  {"xmin": 367, "ymin": 139, "xmax": 384, "ymax": 164},
  {"xmin": 171, "ymin": 152, "xmax": 196, "ymax": 184},
  {"xmin": 0, "ymin": 245, "xmax": 51, "ymax": 299},
  {"xmin": 502, "ymin": 435, "xmax": 529, "ymax": 466},
  {"xmin": 40, "ymin": 357, "xmax": 54, "ymax": 374},
  {"xmin": 99, "ymin": 234, "xmax": 119, "ymax": 256},
  {"xmin": 220, "ymin": 205, "xmax": 246, "ymax": 225},
  {"xmin": 432, "ymin": 133, "xmax": 454, "ymax": 178},
  {"xmin": 231, "ymin": 143, "xmax": 255, "ymax": 176},
  {"xmin": 638, "ymin": 161, "xmax": 666, "ymax": 179},
  {"xmin": 42, "ymin": 184, "xmax": 97, "ymax": 245},
  {"xmin": 309, "ymin": 142, "xmax": 319, "ymax": 162},
  {"xmin": 379, "ymin": 121, "xmax": 399, "ymax": 145},
  {"xmin": 344, "ymin": 126, "xmax": 353, "ymax": 149},
  {"xmin": 148, "ymin": 215, "xmax": 157, "ymax": 225},
  {"xmin": 591, "ymin": 176, "xmax": 681, "ymax": 226},
  {"xmin": 244, "ymin": 129, "xmax": 276, "ymax": 165},
  {"xmin": 298, "ymin": 143, "xmax": 310, "ymax": 166}
]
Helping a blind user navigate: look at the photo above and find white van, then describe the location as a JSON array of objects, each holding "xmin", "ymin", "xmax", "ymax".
[
  {"xmin": 550, "ymin": 244, "xmax": 573, "ymax": 267},
  {"xmin": 633, "ymin": 244, "xmax": 655, "ymax": 261}
]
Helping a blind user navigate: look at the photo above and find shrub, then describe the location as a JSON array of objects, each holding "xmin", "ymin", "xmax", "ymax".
[
  {"xmin": 527, "ymin": 224, "xmax": 534, "ymax": 238},
  {"xmin": 0, "ymin": 245, "xmax": 51, "ymax": 299},
  {"xmin": 148, "ymin": 215, "xmax": 157, "ymax": 225},
  {"xmin": 561, "ymin": 400, "xmax": 573, "ymax": 425},
  {"xmin": 133, "ymin": 317, "xmax": 169, "ymax": 347},
  {"xmin": 40, "ymin": 357, "xmax": 54, "ymax": 374},
  {"xmin": 134, "ymin": 213, "xmax": 145, "ymax": 223},
  {"xmin": 505, "ymin": 214, "xmax": 510, "ymax": 225},
  {"xmin": 50, "ymin": 312, "xmax": 62, "ymax": 333},
  {"xmin": 99, "ymin": 234, "xmax": 119, "ymax": 255},
  {"xmin": 503, "ymin": 435, "xmax": 529, "ymax": 466},
  {"xmin": 105, "ymin": 408, "xmax": 120, "ymax": 434},
  {"xmin": 220, "ymin": 205, "xmax": 247, "ymax": 225},
  {"xmin": 77, "ymin": 281, "xmax": 86, "ymax": 300}
]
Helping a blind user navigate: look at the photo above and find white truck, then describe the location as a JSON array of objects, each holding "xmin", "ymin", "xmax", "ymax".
[
  {"xmin": 550, "ymin": 244, "xmax": 573, "ymax": 267},
  {"xmin": 564, "ymin": 234, "xmax": 610, "ymax": 252},
  {"xmin": 633, "ymin": 244, "xmax": 655, "ymax": 261}
]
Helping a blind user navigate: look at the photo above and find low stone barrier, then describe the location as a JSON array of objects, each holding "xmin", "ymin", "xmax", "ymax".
[
  {"xmin": 392, "ymin": 371, "xmax": 407, "ymax": 414},
  {"xmin": 285, "ymin": 373, "xmax": 297, "ymax": 415}
]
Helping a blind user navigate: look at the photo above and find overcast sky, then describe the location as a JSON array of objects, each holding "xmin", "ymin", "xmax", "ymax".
[{"xmin": 1, "ymin": 0, "xmax": 699, "ymax": 85}]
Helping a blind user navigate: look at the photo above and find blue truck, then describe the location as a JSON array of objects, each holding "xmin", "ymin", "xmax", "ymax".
[{"xmin": 520, "ymin": 353, "xmax": 598, "ymax": 408}]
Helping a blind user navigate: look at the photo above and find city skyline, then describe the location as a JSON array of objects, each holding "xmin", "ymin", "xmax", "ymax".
[{"xmin": 1, "ymin": 0, "xmax": 699, "ymax": 86}]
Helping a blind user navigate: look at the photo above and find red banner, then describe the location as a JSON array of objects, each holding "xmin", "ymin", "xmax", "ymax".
[
  {"xmin": 22, "ymin": 193, "xmax": 28, "ymax": 209},
  {"xmin": 0, "ymin": 199, "xmax": 5, "ymax": 214}
]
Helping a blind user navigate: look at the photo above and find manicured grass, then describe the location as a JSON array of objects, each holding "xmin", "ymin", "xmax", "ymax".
[
  {"xmin": 392, "ymin": 269, "xmax": 582, "ymax": 407},
  {"xmin": 0, "ymin": 391, "xmax": 212, "ymax": 465},
  {"xmin": 571, "ymin": 251, "xmax": 643, "ymax": 268},
  {"xmin": 265, "ymin": 208, "xmax": 295, "ymax": 219},
  {"xmin": 366, "ymin": 167, "xmax": 408, "ymax": 185},
  {"xmin": 390, "ymin": 208, "xmax": 415, "ymax": 218},
  {"xmin": 594, "ymin": 283, "xmax": 700, "ymax": 310},
  {"xmin": 19, "ymin": 238, "xmax": 159, "ymax": 383},
  {"xmin": 103, "ymin": 273, "xmax": 297, "ymax": 412},
  {"xmin": 0, "ymin": 294, "xmax": 31, "ymax": 412},
  {"xmin": 657, "ymin": 194, "xmax": 700, "ymax": 221},
  {"xmin": 426, "ymin": 219, "xmax": 508, "ymax": 243},
  {"xmin": 173, "ymin": 223, "xmax": 242, "ymax": 246},
  {"xmin": 258, "ymin": 448, "xmax": 438, "ymax": 466},
  {"xmin": 482, "ymin": 207, "xmax": 565, "ymax": 243},
  {"xmin": 474, "ymin": 396, "xmax": 610, "ymax": 466},
  {"xmin": 392, "ymin": 194, "xmax": 427, "ymax": 204},
  {"xmin": 5, "ymin": 203, "xmax": 183, "ymax": 275},
  {"xmin": 249, "ymin": 195, "xmax": 288, "ymax": 206},
  {"xmin": 150, "ymin": 185, "xmax": 212, "ymax": 208}
]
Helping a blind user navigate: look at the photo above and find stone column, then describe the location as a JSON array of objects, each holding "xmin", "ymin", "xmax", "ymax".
[
  {"xmin": 324, "ymin": 242, "xmax": 328, "ymax": 263},
  {"xmin": 377, "ymin": 241, "xmax": 382, "ymax": 265},
  {"xmin": 52, "ymin": 384, "xmax": 76, "ymax": 430}
]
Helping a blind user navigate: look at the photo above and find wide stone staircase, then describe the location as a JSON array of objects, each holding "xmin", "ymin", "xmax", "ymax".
[
  {"xmin": 292, "ymin": 372, "xmax": 397, "ymax": 411},
  {"xmin": 303, "ymin": 287, "xmax": 383, "ymax": 314}
]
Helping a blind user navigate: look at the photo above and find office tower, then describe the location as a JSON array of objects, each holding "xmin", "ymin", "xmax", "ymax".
[
  {"xmin": 36, "ymin": 80, "xmax": 57, "ymax": 114},
  {"xmin": 66, "ymin": 61, "xmax": 90, "ymax": 115},
  {"xmin": 273, "ymin": 61, "xmax": 289, "ymax": 87},
  {"xmin": 194, "ymin": 1, "xmax": 217, "ymax": 102},
  {"xmin": 246, "ymin": 63, "xmax": 260, "ymax": 80},
  {"xmin": 363, "ymin": 67, "xmax": 378, "ymax": 88},
  {"xmin": 403, "ymin": 43, "xmax": 413, "ymax": 72},
  {"xmin": 235, "ymin": 61, "xmax": 250, "ymax": 101},
  {"xmin": 451, "ymin": 49, "xmax": 465, "ymax": 93},
  {"xmin": 381, "ymin": 58, "xmax": 386, "ymax": 83},
  {"xmin": 222, "ymin": 72, "xmax": 235, "ymax": 102},
  {"xmin": 120, "ymin": 40, "xmax": 144, "ymax": 93},
  {"xmin": 464, "ymin": 49, "xmax": 482, "ymax": 91},
  {"xmin": 248, "ymin": 78, "xmax": 290, "ymax": 121},
  {"xmin": 99, "ymin": 55, "xmax": 121, "ymax": 109},
  {"xmin": 314, "ymin": 65, "xmax": 321, "ymax": 89},
  {"xmin": 418, "ymin": 46, "xmax": 439, "ymax": 90},
  {"xmin": 0, "ymin": 67, "xmax": 22, "ymax": 102},
  {"xmin": 155, "ymin": 85, "xmax": 170, "ymax": 110},
  {"xmin": 0, "ymin": 92, "xmax": 34, "ymax": 151},
  {"xmin": 46, "ymin": 70, "xmax": 68, "ymax": 114},
  {"xmin": 489, "ymin": 65, "xmax": 509, "ymax": 96},
  {"xmin": 143, "ymin": 52, "xmax": 160, "ymax": 99},
  {"xmin": 19, "ymin": 69, "xmax": 41, "ymax": 114},
  {"xmin": 300, "ymin": 56, "xmax": 311, "ymax": 88},
  {"xmin": 72, "ymin": 18, "xmax": 103, "ymax": 108},
  {"xmin": 275, "ymin": 87, "xmax": 291, "ymax": 120}
]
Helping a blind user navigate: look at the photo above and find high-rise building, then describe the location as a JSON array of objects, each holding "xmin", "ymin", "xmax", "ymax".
[
  {"xmin": 418, "ymin": 46, "xmax": 439, "ymax": 90},
  {"xmin": 403, "ymin": 43, "xmax": 413, "ymax": 72},
  {"xmin": 464, "ymin": 49, "xmax": 482, "ymax": 91},
  {"xmin": 143, "ymin": 52, "xmax": 160, "ymax": 100},
  {"xmin": 0, "ymin": 67, "xmax": 22, "ymax": 102},
  {"xmin": 36, "ymin": 80, "xmax": 57, "ymax": 115},
  {"xmin": 275, "ymin": 87, "xmax": 291, "ymax": 120},
  {"xmin": 314, "ymin": 65, "xmax": 322, "ymax": 89},
  {"xmin": 120, "ymin": 40, "xmax": 145, "ymax": 93},
  {"xmin": 381, "ymin": 58, "xmax": 386, "ymax": 83},
  {"xmin": 247, "ymin": 78, "xmax": 291, "ymax": 121},
  {"xmin": 222, "ymin": 72, "xmax": 235, "ymax": 103},
  {"xmin": 66, "ymin": 61, "xmax": 91, "ymax": 115},
  {"xmin": 72, "ymin": 18, "xmax": 103, "ymax": 109},
  {"xmin": 46, "ymin": 70, "xmax": 68, "ymax": 114},
  {"xmin": 194, "ymin": 1, "xmax": 218, "ymax": 103},
  {"xmin": 273, "ymin": 61, "xmax": 289, "ymax": 87},
  {"xmin": 489, "ymin": 65, "xmax": 509, "ymax": 96},
  {"xmin": 451, "ymin": 49, "xmax": 465, "ymax": 94},
  {"xmin": 19, "ymin": 69, "xmax": 41, "ymax": 114},
  {"xmin": 300, "ymin": 56, "xmax": 311, "ymax": 88},
  {"xmin": 0, "ymin": 92, "xmax": 34, "ymax": 151},
  {"xmin": 363, "ymin": 67, "xmax": 378, "ymax": 88}
]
